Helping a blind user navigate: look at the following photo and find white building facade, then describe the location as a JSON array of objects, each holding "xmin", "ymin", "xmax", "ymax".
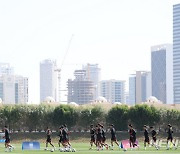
[
  {"xmin": 40, "ymin": 59, "xmax": 60, "ymax": 102},
  {"xmin": 83, "ymin": 63, "xmax": 101, "ymax": 99},
  {"xmin": 128, "ymin": 71, "xmax": 152, "ymax": 105},
  {"xmin": 100, "ymin": 80, "xmax": 125, "ymax": 103},
  {"xmin": 0, "ymin": 75, "xmax": 28, "ymax": 104}
]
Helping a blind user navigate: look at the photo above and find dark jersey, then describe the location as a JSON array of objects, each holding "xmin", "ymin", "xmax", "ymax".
[
  {"xmin": 62, "ymin": 128, "xmax": 69, "ymax": 140},
  {"xmin": 111, "ymin": 128, "xmax": 116, "ymax": 138},
  {"xmin": 102, "ymin": 129, "xmax": 106, "ymax": 138},
  {"xmin": 5, "ymin": 129, "xmax": 10, "ymax": 139},
  {"xmin": 46, "ymin": 129, "xmax": 51, "ymax": 139},
  {"xmin": 58, "ymin": 130, "xmax": 63, "ymax": 141},
  {"xmin": 151, "ymin": 130, "xmax": 157, "ymax": 137},
  {"xmin": 167, "ymin": 128, "xmax": 173, "ymax": 138},
  {"xmin": 129, "ymin": 129, "xmax": 136, "ymax": 138},
  {"xmin": 144, "ymin": 129, "xmax": 149, "ymax": 139},
  {"xmin": 96, "ymin": 128, "xmax": 102, "ymax": 139},
  {"xmin": 90, "ymin": 129, "xmax": 95, "ymax": 138}
]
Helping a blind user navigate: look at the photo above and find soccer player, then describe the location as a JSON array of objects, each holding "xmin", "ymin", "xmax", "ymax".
[
  {"xmin": 128, "ymin": 124, "xmax": 138, "ymax": 149},
  {"xmin": 62, "ymin": 124, "xmax": 72, "ymax": 149},
  {"xmin": 143, "ymin": 125, "xmax": 150, "ymax": 150},
  {"xmin": 58, "ymin": 126, "xmax": 63, "ymax": 149},
  {"xmin": 3, "ymin": 126, "xmax": 13, "ymax": 152},
  {"xmin": 96, "ymin": 124, "xmax": 102, "ymax": 151},
  {"xmin": 150, "ymin": 126, "xmax": 158, "ymax": 149},
  {"xmin": 45, "ymin": 127, "xmax": 55, "ymax": 150},
  {"xmin": 110, "ymin": 124, "xmax": 119, "ymax": 150},
  {"xmin": 166, "ymin": 124, "xmax": 176, "ymax": 150},
  {"xmin": 89, "ymin": 124, "xmax": 96, "ymax": 150},
  {"xmin": 100, "ymin": 124, "xmax": 109, "ymax": 150}
]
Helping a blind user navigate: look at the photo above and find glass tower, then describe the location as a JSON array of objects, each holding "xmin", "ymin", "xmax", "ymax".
[{"xmin": 173, "ymin": 4, "xmax": 180, "ymax": 104}]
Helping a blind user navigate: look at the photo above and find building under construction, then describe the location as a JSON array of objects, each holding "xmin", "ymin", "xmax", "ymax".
[{"xmin": 67, "ymin": 69, "xmax": 96, "ymax": 104}]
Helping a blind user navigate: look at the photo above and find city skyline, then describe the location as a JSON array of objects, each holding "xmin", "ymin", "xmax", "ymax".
[{"xmin": 0, "ymin": 0, "xmax": 180, "ymax": 103}]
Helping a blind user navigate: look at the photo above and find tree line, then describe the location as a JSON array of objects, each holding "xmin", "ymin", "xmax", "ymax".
[{"xmin": 0, "ymin": 104, "xmax": 179, "ymax": 131}]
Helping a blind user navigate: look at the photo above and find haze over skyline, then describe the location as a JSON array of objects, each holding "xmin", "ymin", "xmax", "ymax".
[{"xmin": 0, "ymin": 0, "xmax": 180, "ymax": 103}]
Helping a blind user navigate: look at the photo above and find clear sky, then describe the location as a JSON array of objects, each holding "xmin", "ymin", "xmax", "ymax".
[{"xmin": 0, "ymin": 0, "xmax": 180, "ymax": 103}]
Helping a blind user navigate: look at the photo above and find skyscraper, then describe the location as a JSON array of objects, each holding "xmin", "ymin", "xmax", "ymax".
[
  {"xmin": 0, "ymin": 63, "xmax": 28, "ymax": 104},
  {"xmin": 151, "ymin": 44, "xmax": 173, "ymax": 104},
  {"xmin": 67, "ymin": 70, "xmax": 95, "ymax": 104},
  {"xmin": 100, "ymin": 80, "xmax": 125, "ymax": 103},
  {"xmin": 129, "ymin": 74, "xmax": 136, "ymax": 105},
  {"xmin": 128, "ymin": 71, "xmax": 151, "ymax": 105},
  {"xmin": 0, "ymin": 63, "xmax": 14, "ymax": 75},
  {"xmin": 83, "ymin": 63, "xmax": 101, "ymax": 99},
  {"xmin": 40, "ymin": 59, "xmax": 60, "ymax": 102},
  {"xmin": 173, "ymin": 4, "xmax": 180, "ymax": 104}
]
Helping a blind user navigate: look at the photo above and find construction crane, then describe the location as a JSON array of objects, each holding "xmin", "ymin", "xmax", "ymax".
[{"xmin": 54, "ymin": 34, "xmax": 74, "ymax": 102}]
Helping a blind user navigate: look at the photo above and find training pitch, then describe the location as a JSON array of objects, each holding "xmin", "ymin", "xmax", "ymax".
[{"xmin": 0, "ymin": 142, "xmax": 179, "ymax": 154}]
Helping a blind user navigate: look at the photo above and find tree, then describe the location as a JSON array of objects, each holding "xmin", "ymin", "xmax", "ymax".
[
  {"xmin": 128, "ymin": 104, "xmax": 160, "ymax": 130},
  {"xmin": 107, "ymin": 105, "xmax": 129, "ymax": 130}
]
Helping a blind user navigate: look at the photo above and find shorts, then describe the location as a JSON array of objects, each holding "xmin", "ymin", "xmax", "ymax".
[
  {"xmin": 59, "ymin": 138, "xmax": 63, "ymax": 143},
  {"xmin": 96, "ymin": 137, "xmax": 102, "ymax": 142},
  {"xmin": 62, "ymin": 138, "xmax": 69, "ymax": 143},
  {"xmin": 111, "ymin": 136, "xmax": 117, "ymax": 142},
  {"xmin": 5, "ymin": 138, "xmax": 10, "ymax": 143},
  {"xmin": 46, "ymin": 138, "xmax": 51, "ymax": 143},
  {"xmin": 167, "ymin": 136, "xmax": 173, "ymax": 142},
  {"xmin": 144, "ymin": 137, "xmax": 150, "ymax": 143},
  {"xmin": 152, "ymin": 137, "xmax": 156, "ymax": 142},
  {"xmin": 130, "ymin": 137, "xmax": 136, "ymax": 143},
  {"xmin": 90, "ymin": 137, "xmax": 95, "ymax": 142},
  {"xmin": 102, "ymin": 137, "xmax": 106, "ymax": 142}
]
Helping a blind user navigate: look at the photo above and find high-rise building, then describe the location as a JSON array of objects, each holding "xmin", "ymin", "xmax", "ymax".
[
  {"xmin": 0, "ymin": 63, "xmax": 28, "ymax": 104},
  {"xmin": 40, "ymin": 59, "xmax": 60, "ymax": 102},
  {"xmin": 173, "ymin": 4, "xmax": 180, "ymax": 104},
  {"xmin": 128, "ymin": 71, "xmax": 152, "ymax": 105},
  {"xmin": 129, "ymin": 74, "xmax": 136, "ymax": 105},
  {"xmin": 83, "ymin": 64, "xmax": 101, "ymax": 99},
  {"xmin": 151, "ymin": 44, "xmax": 173, "ymax": 104},
  {"xmin": 0, "ymin": 63, "xmax": 14, "ymax": 75},
  {"xmin": 67, "ymin": 70, "xmax": 95, "ymax": 104},
  {"xmin": 0, "ymin": 75, "xmax": 28, "ymax": 104},
  {"xmin": 100, "ymin": 80, "xmax": 125, "ymax": 103}
]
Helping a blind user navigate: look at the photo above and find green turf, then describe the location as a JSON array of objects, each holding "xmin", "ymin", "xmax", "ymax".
[{"xmin": 0, "ymin": 142, "xmax": 179, "ymax": 154}]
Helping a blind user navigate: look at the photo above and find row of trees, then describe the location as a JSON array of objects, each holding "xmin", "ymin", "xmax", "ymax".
[{"xmin": 0, "ymin": 104, "xmax": 179, "ymax": 131}]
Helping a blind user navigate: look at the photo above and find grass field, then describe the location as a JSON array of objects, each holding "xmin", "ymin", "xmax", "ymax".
[{"xmin": 0, "ymin": 142, "xmax": 179, "ymax": 154}]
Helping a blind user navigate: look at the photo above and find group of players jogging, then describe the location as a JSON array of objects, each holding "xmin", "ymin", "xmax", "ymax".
[
  {"xmin": 1, "ymin": 123, "xmax": 178, "ymax": 152},
  {"xmin": 89, "ymin": 123, "xmax": 178, "ymax": 151},
  {"xmin": 45, "ymin": 124, "xmax": 74, "ymax": 152}
]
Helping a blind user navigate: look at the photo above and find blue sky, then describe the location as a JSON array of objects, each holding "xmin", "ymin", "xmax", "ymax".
[{"xmin": 0, "ymin": 0, "xmax": 179, "ymax": 103}]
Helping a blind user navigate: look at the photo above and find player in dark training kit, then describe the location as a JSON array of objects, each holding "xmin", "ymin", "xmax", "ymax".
[
  {"xmin": 128, "ymin": 124, "xmax": 138, "ymax": 149},
  {"xmin": 45, "ymin": 127, "xmax": 55, "ymax": 150},
  {"xmin": 89, "ymin": 124, "xmax": 96, "ymax": 150},
  {"xmin": 3, "ymin": 126, "xmax": 14, "ymax": 152},
  {"xmin": 150, "ymin": 126, "xmax": 159, "ymax": 149},
  {"xmin": 58, "ymin": 126, "xmax": 63, "ymax": 149},
  {"xmin": 166, "ymin": 124, "xmax": 176, "ymax": 150},
  {"xmin": 143, "ymin": 125, "xmax": 150, "ymax": 150},
  {"xmin": 100, "ymin": 124, "xmax": 109, "ymax": 150},
  {"xmin": 62, "ymin": 124, "xmax": 71, "ymax": 148},
  {"xmin": 96, "ymin": 124, "xmax": 103, "ymax": 150},
  {"xmin": 110, "ymin": 124, "xmax": 119, "ymax": 150}
]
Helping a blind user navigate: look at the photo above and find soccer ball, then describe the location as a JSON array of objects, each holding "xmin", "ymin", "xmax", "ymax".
[
  {"xmin": 59, "ymin": 148, "xmax": 64, "ymax": 152},
  {"xmin": 9, "ymin": 147, "xmax": 13, "ymax": 152},
  {"xmin": 65, "ymin": 147, "xmax": 71, "ymax": 152},
  {"xmin": 123, "ymin": 148, "xmax": 127, "ymax": 151},
  {"xmin": 72, "ymin": 148, "xmax": 76, "ymax": 152},
  {"xmin": 51, "ymin": 149, "xmax": 54, "ymax": 152}
]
